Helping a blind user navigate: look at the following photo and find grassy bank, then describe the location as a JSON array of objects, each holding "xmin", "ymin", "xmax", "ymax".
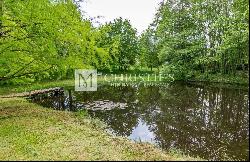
[
  {"xmin": 1, "ymin": 75, "xmax": 244, "ymax": 160},
  {"xmin": 0, "ymin": 80, "xmax": 74, "ymax": 96},
  {"xmin": 0, "ymin": 98, "xmax": 199, "ymax": 161},
  {"xmin": 0, "ymin": 73, "xmax": 163, "ymax": 96},
  {"xmin": 188, "ymin": 72, "xmax": 249, "ymax": 85},
  {"xmin": 0, "ymin": 74, "xmax": 249, "ymax": 96},
  {"xmin": 0, "ymin": 69, "xmax": 248, "ymax": 96}
]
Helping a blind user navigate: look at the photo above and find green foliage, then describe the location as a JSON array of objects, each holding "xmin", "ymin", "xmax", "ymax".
[
  {"xmin": 0, "ymin": 0, "xmax": 248, "ymax": 84},
  {"xmin": 76, "ymin": 109, "xmax": 88, "ymax": 118},
  {"xmin": 97, "ymin": 18, "xmax": 140, "ymax": 71},
  {"xmin": 153, "ymin": 0, "xmax": 249, "ymax": 81},
  {"xmin": 139, "ymin": 28, "xmax": 160, "ymax": 71},
  {"xmin": 0, "ymin": 0, "xmax": 97, "ymax": 83}
]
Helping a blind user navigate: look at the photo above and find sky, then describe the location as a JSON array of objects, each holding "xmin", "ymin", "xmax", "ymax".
[{"xmin": 81, "ymin": 0, "xmax": 162, "ymax": 34}]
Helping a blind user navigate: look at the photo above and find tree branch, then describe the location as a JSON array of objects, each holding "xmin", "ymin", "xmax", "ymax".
[
  {"xmin": 0, "ymin": 65, "xmax": 55, "ymax": 81},
  {"xmin": 6, "ymin": 59, "xmax": 36, "ymax": 78}
]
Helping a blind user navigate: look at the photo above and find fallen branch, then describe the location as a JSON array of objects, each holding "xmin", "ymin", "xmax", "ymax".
[{"xmin": 0, "ymin": 87, "xmax": 64, "ymax": 98}]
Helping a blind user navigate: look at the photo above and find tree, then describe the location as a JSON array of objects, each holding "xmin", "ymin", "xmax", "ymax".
[
  {"xmin": 97, "ymin": 18, "xmax": 140, "ymax": 71},
  {"xmin": 0, "ymin": 0, "xmax": 97, "ymax": 82},
  {"xmin": 153, "ymin": 0, "xmax": 249, "ymax": 81},
  {"xmin": 155, "ymin": 0, "xmax": 205, "ymax": 80},
  {"xmin": 139, "ymin": 28, "xmax": 159, "ymax": 71}
]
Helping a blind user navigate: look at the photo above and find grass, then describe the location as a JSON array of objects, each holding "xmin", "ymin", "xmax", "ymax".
[
  {"xmin": 0, "ymin": 68, "xmax": 247, "ymax": 96},
  {"xmin": 0, "ymin": 73, "xmax": 165, "ymax": 96},
  {"xmin": 0, "ymin": 69, "xmax": 246, "ymax": 160},
  {"xmin": 188, "ymin": 71, "xmax": 249, "ymax": 85},
  {"xmin": 0, "ymin": 80, "xmax": 74, "ymax": 96},
  {"xmin": 0, "ymin": 98, "xmax": 200, "ymax": 161}
]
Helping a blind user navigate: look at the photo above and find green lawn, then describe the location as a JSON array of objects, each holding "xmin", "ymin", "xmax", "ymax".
[
  {"xmin": 0, "ymin": 98, "xmax": 200, "ymax": 161},
  {"xmin": 0, "ymin": 73, "xmax": 164, "ymax": 96}
]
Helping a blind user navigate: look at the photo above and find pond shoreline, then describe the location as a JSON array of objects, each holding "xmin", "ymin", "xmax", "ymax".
[
  {"xmin": 0, "ymin": 79, "xmax": 248, "ymax": 160},
  {"xmin": 0, "ymin": 77, "xmax": 248, "ymax": 97},
  {"xmin": 0, "ymin": 87, "xmax": 64, "ymax": 98},
  {"xmin": 0, "ymin": 97, "xmax": 200, "ymax": 161}
]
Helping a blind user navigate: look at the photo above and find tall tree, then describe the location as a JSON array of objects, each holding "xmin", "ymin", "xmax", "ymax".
[
  {"xmin": 0, "ymin": 0, "xmax": 96, "ymax": 82},
  {"xmin": 139, "ymin": 28, "xmax": 159, "ymax": 71},
  {"xmin": 154, "ymin": 0, "xmax": 249, "ymax": 81},
  {"xmin": 98, "ymin": 18, "xmax": 140, "ymax": 71}
]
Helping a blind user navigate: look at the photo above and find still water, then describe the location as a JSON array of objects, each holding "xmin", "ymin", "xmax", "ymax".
[{"xmin": 29, "ymin": 83, "xmax": 249, "ymax": 160}]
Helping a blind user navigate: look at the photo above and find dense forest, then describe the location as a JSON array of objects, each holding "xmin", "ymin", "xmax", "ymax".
[{"xmin": 0, "ymin": 0, "xmax": 249, "ymax": 84}]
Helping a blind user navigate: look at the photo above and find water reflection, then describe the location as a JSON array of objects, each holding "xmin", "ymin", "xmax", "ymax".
[{"xmin": 30, "ymin": 83, "xmax": 249, "ymax": 160}]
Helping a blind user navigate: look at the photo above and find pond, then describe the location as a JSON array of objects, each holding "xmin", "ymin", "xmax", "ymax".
[{"xmin": 29, "ymin": 82, "xmax": 249, "ymax": 161}]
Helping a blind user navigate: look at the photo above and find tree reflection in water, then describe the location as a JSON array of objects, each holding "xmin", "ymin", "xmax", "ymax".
[{"xmin": 30, "ymin": 83, "xmax": 249, "ymax": 160}]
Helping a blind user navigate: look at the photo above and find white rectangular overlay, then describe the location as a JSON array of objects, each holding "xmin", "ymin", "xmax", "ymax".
[{"xmin": 75, "ymin": 69, "xmax": 97, "ymax": 91}]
